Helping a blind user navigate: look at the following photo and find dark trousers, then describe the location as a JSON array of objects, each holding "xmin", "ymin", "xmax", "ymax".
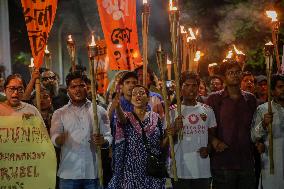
[
  {"xmin": 172, "ymin": 178, "xmax": 210, "ymax": 189},
  {"xmin": 212, "ymin": 169, "xmax": 255, "ymax": 189}
]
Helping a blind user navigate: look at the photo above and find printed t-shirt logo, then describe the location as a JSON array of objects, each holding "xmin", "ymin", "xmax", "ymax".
[{"xmin": 188, "ymin": 114, "xmax": 199, "ymax": 124}]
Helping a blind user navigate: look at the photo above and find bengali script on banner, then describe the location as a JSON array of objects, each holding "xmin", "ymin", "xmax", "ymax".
[
  {"xmin": 97, "ymin": 0, "xmax": 142, "ymax": 70},
  {"xmin": 0, "ymin": 116, "xmax": 57, "ymax": 189},
  {"xmin": 21, "ymin": 0, "xmax": 57, "ymax": 68}
]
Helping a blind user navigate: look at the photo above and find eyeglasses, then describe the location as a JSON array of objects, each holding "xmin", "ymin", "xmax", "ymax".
[
  {"xmin": 42, "ymin": 76, "xmax": 56, "ymax": 81},
  {"xmin": 226, "ymin": 70, "xmax": 242, "ymax": 77},
  {"xmin": 6, "ymin": 86, "xmax": 24, "ymax": 94}
]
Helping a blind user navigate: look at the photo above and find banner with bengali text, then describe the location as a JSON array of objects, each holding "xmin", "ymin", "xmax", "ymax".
[
  {"xmin": 0, "ymin": 116, "xmax": 57, "ymax": 189},
  {"xmin": 97, "ymin": 0, "xmax": 142, "ymax": 70},
  {"xmin": 21, "ymin": 0, "xmax": 58, "ymax": 68}
]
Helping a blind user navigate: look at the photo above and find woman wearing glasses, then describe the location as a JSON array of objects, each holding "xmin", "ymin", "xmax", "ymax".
[{"xmin": 0, "ymin": 74, "xmax": 43, "ymax": 120}]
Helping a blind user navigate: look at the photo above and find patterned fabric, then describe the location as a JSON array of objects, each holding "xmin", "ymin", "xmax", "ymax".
[{"xmin": 107, "ymin": 111, "xmax": 165, "ymax": 189}]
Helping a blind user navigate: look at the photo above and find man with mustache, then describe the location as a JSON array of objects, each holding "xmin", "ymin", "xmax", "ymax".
[
  {"xmin": 50, "ymin": 71, "xmax": 112, "ymax": 189},
  {"xmin": 206, "ymin": 62, "xmax": 257, "ymax": 189}
]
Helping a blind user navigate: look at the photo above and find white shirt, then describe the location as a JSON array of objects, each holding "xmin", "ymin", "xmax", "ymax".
[
  {"xmin": 170, "ymin": 103, "xmax": 217, "ymax": 179},
  {"xmin": 251, "ymin": 101, "xmax": 284, "ymax": 189},
  {"xmin": 50, "ymin": 100, "xmax": 112, "ymax": 179}
]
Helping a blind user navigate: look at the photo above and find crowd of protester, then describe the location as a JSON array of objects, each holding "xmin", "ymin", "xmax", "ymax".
[{"xmin": 0, "ymin": 61, "xmax": 283, "ymax": 189}]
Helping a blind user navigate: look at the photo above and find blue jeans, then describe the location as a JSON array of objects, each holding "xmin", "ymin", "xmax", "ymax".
[{"xmin": 59, "ymin": 178, "xmax": 101, "ymax": 189}]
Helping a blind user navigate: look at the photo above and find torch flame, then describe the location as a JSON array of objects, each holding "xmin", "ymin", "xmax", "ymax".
[
  {"xmin": 226, "ymin": 50, "xmax": 233, "ymax": 59},
  {"xmin": 67, "ymin": 35, "xmax": 73, "ymax": 42},
  {"xmin": 265, "ymin": 41, "xmax": 274, "ymax": 46},
  {"xmin": 169, "ymin": 0, "xmax": 178, "ymax": 11},
  {"xmin": 29, "ymin": 58, "xmax": 34, "ymax": 68},
  {"xmin": 187, "ymin": 28, "xmax": 196, "ymax": 42},
  {"xmin": 158, "ymin": 43, "xmax": 162, "ymax": 51},
  {"xmin": 194, "ymin": 51, "xmax": 201, "ymax": 62},
  {"xmin": 180, "ymin": 25, "xmax": 187, "ymax": 34},
  {"xmin": 233, "ymin": 45, "xmax": 245, "ymax": 55},
  {"xmin": 89, "ymin": 34, "xmax": 96, "ymax": 47},
  {"xmin": 143, "ymin": 0, "xmax": 147, "ymax": 4},
  {"xmin": 266, "ymin": 11, "xmax": 278, "ymax": 22},
  {"xmin": 208, "ymin": 63, "xmax": 218, "ymax": 68},
  {"xmin": 167, "ymin": 58, "xmax": 172, "ymax": 65},
  {"xmin": 196, "ymin": 29, "xmax": 199, "ymax": 36},
  {"xmin": 44, "ymin": 45, "xmax": 50, "ymax": 54}
]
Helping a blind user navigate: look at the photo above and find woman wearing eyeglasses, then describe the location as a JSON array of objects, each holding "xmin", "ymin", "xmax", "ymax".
[{"xmin": 0, "ymin": 74, "xmax": 43, "ymax": 120}]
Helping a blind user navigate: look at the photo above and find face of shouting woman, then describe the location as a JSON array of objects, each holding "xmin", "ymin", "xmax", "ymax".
[
  {"xmin": 131, "ymin": 86, "xmax": 149, "ymax": 109},
  {"xmin": 4, "ymin": 78, "xmax": 25, "ymax": 107}
]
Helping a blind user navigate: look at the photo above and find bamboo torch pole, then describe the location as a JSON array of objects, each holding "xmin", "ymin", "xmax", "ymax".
[
  {"xmin": 29, "ymin": 58, "xmax": 41, "ymax": 110},
  {"xmin": 44, "ymin": 45, "xmax": 52, "ymax": 70},
  {"xmin": 67, "ymin": 35, "xmax": 76, "ymax": 72},
  {"xmin": 88, "ymin": 33, "xmax": 104, "ymax": 186},
  {"xmin": 157, "ymin": 44, "xmax": 178, "ymax": 181},
  {"xmin": 266, "ymin": 11, "xmax": 281, "ymax": 73},
  {"xmin": 142, "ymin": 0, "xmax": 150, "ymax": 87},
  {"xmin": 264, "ymin": 41, "xmax": 274, "ymax": 174},
  {"xmin": 169, "ymin": 0, "xmax": 182, "ymax": 140}
]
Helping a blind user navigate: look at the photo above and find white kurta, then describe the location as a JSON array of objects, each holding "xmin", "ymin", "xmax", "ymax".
[{"xmin": 251, "ymin": 101, "xmax": 284, "ymax": 189}]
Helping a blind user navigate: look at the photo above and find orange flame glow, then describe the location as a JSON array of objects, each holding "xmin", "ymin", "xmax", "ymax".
[
  {"xmin": 167, "ymin": 58, "xmax": 172, "ymax": 65},
  {"xmin": 187, "ymin": 28, "xmax": 196, "ymax": 42},
  {"xmin": 226, "ymin": 50, "xmax": 233, "ymax": 59},
  {"xmin": 44, "ymin": 45, "xmax": 50, "ymax": 54},
  {"xmin": 233, "ymin": 45, "xmax": 245, "ymax": 55},
  {"xmin": 89, "ymin": 34, "xmax": 96, "ymax": 47},
  {"xmin": 194, "ymin": 51, "xmax": 201, "ymax": 62},
  {"xmin": 67, "ymin": 35, "xmax": 73, "ymax": 42},
  {"xmin": 266, "ymin": 11, "xmax": 278, "ymax": 22},
  {"xmin": 180, "ymin": 25, "xmax": 187, "ymax": 34},
  {"xmin": 265, "ymin": 41, "xmax": 274, "ymax": 46},
  {"xmin": 169, "ymin": 0, "xmax": 178, "ymax": 11},
  {"xmin": 29, "ymin": 58, "xmax": 34, "ymax": 68}
]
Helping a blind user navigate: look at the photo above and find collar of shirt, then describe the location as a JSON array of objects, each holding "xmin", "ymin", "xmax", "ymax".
[{"xmin": 66, "ymin": 99, "xmax": 91, "ymax": 109}]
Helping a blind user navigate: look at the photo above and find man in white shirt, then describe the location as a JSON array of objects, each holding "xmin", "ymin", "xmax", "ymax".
[
  {"xmin": 50, "ymin": 71, "xmax": 112, "ymax": 189},
  {"xmin": 251, "ymin": 74, "xmax": 284, "ymax": 189},
  {"xmin": 170, "ymin": 72, "xmax": 217, "ymax": 189}
]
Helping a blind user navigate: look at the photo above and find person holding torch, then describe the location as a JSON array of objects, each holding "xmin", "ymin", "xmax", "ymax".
[
  {"xmin": 50, "ymin": 71, "xmax": 112, "ymax": 189},
  {"xmin": 251, "ymin": 74, "xmax": 284, "ymax": 189}
]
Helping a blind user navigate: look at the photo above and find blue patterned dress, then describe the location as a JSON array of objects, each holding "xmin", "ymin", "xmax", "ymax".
[{"xmin": 107, "ymin": 111, "xmax": 165, "ymax": 189}]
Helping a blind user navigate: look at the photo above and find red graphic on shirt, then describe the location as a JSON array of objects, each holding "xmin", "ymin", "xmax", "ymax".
[{"xmin": 188, "ymin": 114, "xmax": 199, "ymax": 124}]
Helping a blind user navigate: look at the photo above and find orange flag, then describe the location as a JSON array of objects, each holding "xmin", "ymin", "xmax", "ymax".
[
  {"xmin": 21, "ymin": 0, "xmax": 58, "ymax": 68},
  {"xmin": 97, "ymin": 0, "xmax": 142, "ymax": 70}
]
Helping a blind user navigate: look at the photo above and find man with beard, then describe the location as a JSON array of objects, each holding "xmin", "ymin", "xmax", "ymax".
[
  {"xmin": 209, "ymin": 75, "xmax": 224, "ymax": 93},
  {"xmin": 41, "ymin": 69, "xmax": 69, "ymax": 110},
  {"xmin": 251, "ymin": 74, "xmax": 284, "ymax": 189},
  {"xmin": 206, "ymin": 62, "xmax": 257, "ymax": 189},
  {"xmin": 50, "ymin": 71, "xmax": 112, "ymax": 189}
]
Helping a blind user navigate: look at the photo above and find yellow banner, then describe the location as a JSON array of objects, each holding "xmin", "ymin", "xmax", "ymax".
[{"xmin": 0, "ymin": 116, "xmax": 56, "ymax": 189}]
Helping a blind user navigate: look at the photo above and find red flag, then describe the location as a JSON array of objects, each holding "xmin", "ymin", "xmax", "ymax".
[
  {"xmin": 97, "ymin": 0, "xmax": 142, "ymax": 70},
  {"xmin": 21, "ymin": 0, "xmax": 58, "ymax": 68}
]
